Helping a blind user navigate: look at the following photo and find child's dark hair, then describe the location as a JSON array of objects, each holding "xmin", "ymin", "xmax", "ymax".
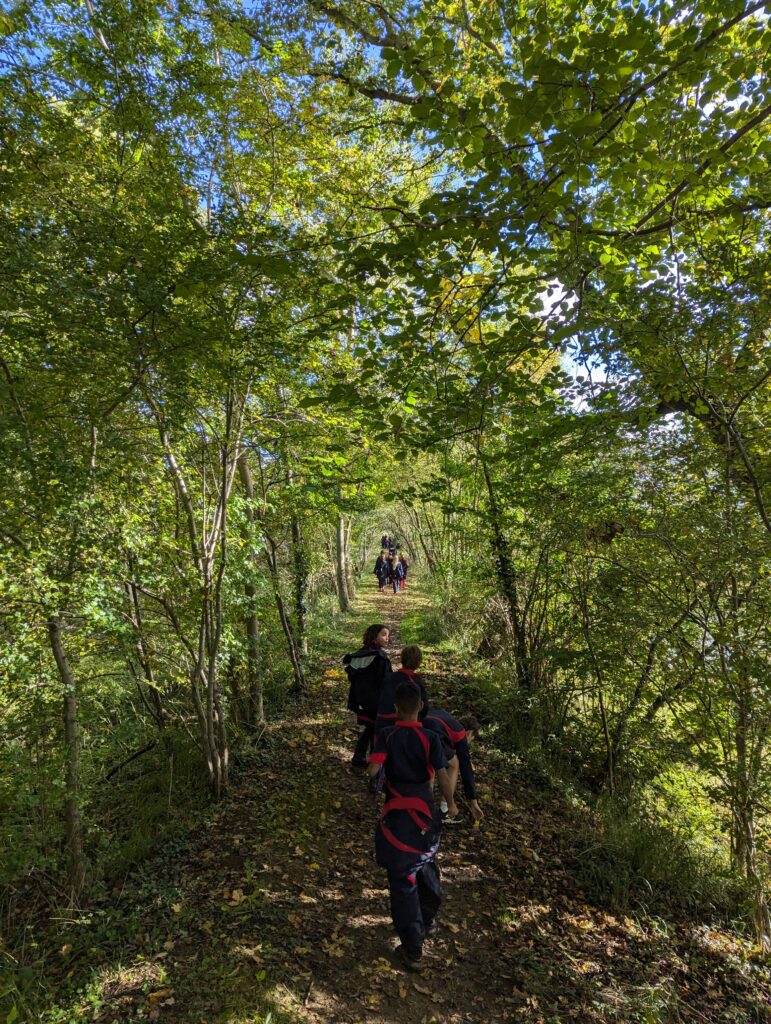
[
  {"xmin": 363, "ymin": 623, "xmax": 387, "ymax": 648},
  {"xmin": 460, "ymin": 716, "xmax": 480, "ymax": 737},
  {"xmin": 401, "ymin": 645, "xmax": 422, "ymax": 670},
  {"xmin": 395, "ymin": 681, "xmax": 422, "ymax": 714}
]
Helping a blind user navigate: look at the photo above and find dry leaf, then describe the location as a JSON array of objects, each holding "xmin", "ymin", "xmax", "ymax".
[{"xmin": 148, "ymin": 988, "xmax": 174, "ymax": 1004}]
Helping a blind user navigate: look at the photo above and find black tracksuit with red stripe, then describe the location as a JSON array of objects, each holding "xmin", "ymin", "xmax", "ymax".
[
  {"xmin": 375, "ymin": 668, "xmax": 430, "ymax": 734},
  {"xmin": 423, "ymin": 708, "xmax": 477, "ymax": 800},
  {"xmin": 369, "ymin": 721, "xmax": 448, "ymax": 957}
]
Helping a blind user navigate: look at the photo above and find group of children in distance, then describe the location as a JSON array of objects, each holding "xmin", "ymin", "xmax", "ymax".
[
  {"xmin": 374, "ymin": 534, "xmax": 409, "ymax": 594},
  {"xmin": 343, "ymin": 623, "xmax": 483, "ymax": 972}
]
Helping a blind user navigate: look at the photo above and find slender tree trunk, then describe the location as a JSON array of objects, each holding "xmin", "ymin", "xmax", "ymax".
[
  {"xmin": 239, "ymin": 453, "xmax": 307, "ymax": 693},
  {"xmin": 146, "ymin": 388, "xmax": 247, "ymax": 797},
  {"xmin": 265, "ymin": 553, "xmax": 307, "ymax": 693},
  {"xmin": 343, "ymin": 517, "xmax": 355, "ymax": 602},
  {"xmin": 125, "ymin": 572, "xmax": 165, "ymax": 733},
  {"xmin": 291, "ymin": 514, "xmax": 309, "ymax": 658},
  {"xmin": 335, "ymin": 515, "xmax": 352, "ymax": 612},
  {"xmin": 732, "ymin": 679, "xmax": 770, "ymax": 948},
  {"xmin": 481, "ymin": 460, "xmax": 532, "ymax": 693},
  {"xmin": 244, "ymin": 596, "xmax": 264, "ymax": 725},
  {"xmin": 48, "ymin": 616, "xmax": 88, "ymax": 904},
  {"xmin": 236, "ymin": 452, "xmax": 264, "ymax": 725}
]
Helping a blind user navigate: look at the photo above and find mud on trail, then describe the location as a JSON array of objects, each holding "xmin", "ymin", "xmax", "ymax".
[{"xmin": 51, "ymin": 582, "xmax": 770, "ymax": 1024}]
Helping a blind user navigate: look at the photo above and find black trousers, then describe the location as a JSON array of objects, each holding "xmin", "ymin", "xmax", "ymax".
[
  {"xmin": 387, "ymin": 859, "xmax": 441, "ymax": 956},
  {"xmin": 353, "ymin": 723, "xmax": 375, "ymax": 762}
]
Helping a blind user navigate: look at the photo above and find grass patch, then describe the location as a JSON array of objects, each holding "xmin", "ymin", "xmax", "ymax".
[{"xmin": 573, "ymin": 800, "xmax": 748, "ymax": 922}]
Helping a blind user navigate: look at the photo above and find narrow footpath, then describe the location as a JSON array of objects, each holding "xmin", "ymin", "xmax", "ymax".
[{"xmin": 59, "ymin": 579, "xmax": 769, "ymax": 1024}]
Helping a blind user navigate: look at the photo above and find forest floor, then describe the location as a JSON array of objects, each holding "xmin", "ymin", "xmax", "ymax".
[{"xmin": 36, "ymin": 581, "xmax": 771, "ymax": 1024}]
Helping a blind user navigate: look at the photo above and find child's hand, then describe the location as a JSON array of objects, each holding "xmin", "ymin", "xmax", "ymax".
[{"xmin": 470, "ymin": 800, "xmax": 484, "ymax": 821}]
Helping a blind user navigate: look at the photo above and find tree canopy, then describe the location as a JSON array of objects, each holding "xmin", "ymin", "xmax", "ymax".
[{"xmin": 1, "ymin": 1, "xmax": 770, "ymax": 1014}]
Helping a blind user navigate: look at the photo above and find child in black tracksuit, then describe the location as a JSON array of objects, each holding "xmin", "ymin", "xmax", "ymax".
[
  {"xmin": 375, "ymin": 645, "xmax": 430, "ymax": 735},
  {"xmin": 368, "ymin": 682, "xmax": 457, "ymax": 971},
  {"xmin": 344, "ymin": 624, "xmax": 391, "ymax": 765},
  {"xmin": 423, "ymin": 710, "xmax": 484, "ymax": 822}
]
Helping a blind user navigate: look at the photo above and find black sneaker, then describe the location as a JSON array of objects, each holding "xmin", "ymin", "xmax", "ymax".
[
  {"xmin": 396, "ymin": 944, "xmax": 423, "ymax": 971},
  {"xmin": 441, "ymin": 811, "xmax": 463, "ymax": 826}
]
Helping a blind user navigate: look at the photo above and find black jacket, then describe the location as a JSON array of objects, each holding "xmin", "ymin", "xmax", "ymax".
[
  {"xmin": 376, "ymin": 669, "xmax": 430, "ymax": 731},
  {"xmin": 343, "ymin": 646, "xmax": 392, "ymax": 722}
]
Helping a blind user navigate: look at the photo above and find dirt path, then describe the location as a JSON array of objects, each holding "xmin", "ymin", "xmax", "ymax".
[{"xmin": 58, "ymin": 578, "xmax": 770, "ymax": 1024}]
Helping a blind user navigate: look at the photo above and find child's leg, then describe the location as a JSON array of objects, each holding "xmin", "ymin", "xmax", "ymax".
[
  {"xmin": 416, "ymin": 859, "xmax": 441, "ymax": 929},
  {"xmin": 447, "ymin": 754, "xmax": 459, "ymax": 799},
  {"xmin": 352, "ymin": 724, "xmax": 374, "ymax": 765},
  {"xmin": 439, "ymin": 755, "xmax": 459, "ymax": 811},
  {"xmin": 387, "ymin": 868, "xmax": 424, "ymax": 957}
]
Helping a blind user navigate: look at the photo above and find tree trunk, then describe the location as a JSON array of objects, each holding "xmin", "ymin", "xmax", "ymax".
[
  {"xmin": 343, "ymin": 517, "xmax": 355, "ymax": 603},
  {"xmin": 262, "ymin": 532, "xmax": 307, "ymax": 694},
  {"xmin": 335, "ymin": 515, "xmax": 352, "ymax": 612},
  {"xmin": 125, "ymin": 572, "xmax": 165, "ymax": 733},
  {"xmin": 238, "ymin": 453, "xmax": 307, "ymax": 694},
  {"xmin": 291, "ymin": 514, "xmax": 309, "ymax": 658},
  {"xmin": 48, "ymin": 615, "xmax": 88, "ymax": 904},
  {"xmin": 244, "ymin": 591, "xmax": 264, "ymax": 725},
  {"xmin": 732, "ymin": 679, "xmax": 770, "ymax": 949},
  {"xmin": 481, "ymin": 460, "xmax": 532, "ymax": 694},
  {"xmin": 236, "ymin": 452, "xmax": 264, "ymax": 725}
]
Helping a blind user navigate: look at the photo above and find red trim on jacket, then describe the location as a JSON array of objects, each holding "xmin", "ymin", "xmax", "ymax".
[{"xmin": 425, "ymin": 714, "xmax": 465, "ymax": 746}]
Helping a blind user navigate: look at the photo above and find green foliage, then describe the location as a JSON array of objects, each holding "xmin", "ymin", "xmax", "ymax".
[
  {"xmin": 574, "ymin": 801, "xmax": 749, "ymax": 921},
  {"xmin": 1, "ymin": 0, "xmax": 770, "ymax": 1009}
]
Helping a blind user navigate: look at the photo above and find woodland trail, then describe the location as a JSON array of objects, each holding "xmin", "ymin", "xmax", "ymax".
[{"xmin": 57, "ymin": 579, "xmax": 769, "ymax": 1024}]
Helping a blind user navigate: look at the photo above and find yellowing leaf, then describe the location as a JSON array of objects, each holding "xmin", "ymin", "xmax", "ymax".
[{"xmin": 148, "ymin": 988, "xmax": 174, "ymax": 1004}]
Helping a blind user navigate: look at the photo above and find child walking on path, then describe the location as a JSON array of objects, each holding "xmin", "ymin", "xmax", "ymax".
[
  {"xmin": 373, "ymin": 553, "xmax": 389, "ymax": 592},
  {"xmin": 375, "ymin": 645, "xmax": 430, "ymax": 734},
  {"xmin": 423, "ymin": 710, "xmax": 484, "ymax": 823},
  {"xmin": 344, "ymin": 624, "xmax": 391, "ymax": 766},
  {"xmin": 398, "ymin": 554, "xmax": 409, "ymax": 589},
  {"xmin": 392, "ymin": 555, "xmax": 405, "ymax": 594},
  {"xmin": 367, "ymin": 683, "xmax": 457, "ymax": 971}
]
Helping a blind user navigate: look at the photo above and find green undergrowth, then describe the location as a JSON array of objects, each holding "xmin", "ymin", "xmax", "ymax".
[{"xmin": 410, "ymin": 576, "xmax": 755, "ymax": 935}]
